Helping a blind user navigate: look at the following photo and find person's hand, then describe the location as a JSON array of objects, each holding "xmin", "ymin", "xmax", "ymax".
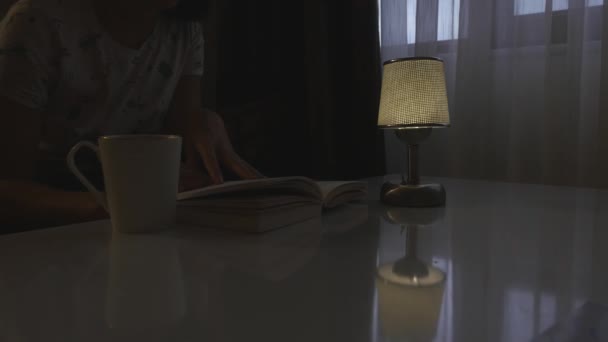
[
  {"xmin": 178, "ymin": 163, "xmax": 212, "ymax": 192},
  {"xmin": 183, "ymin": 110, "xmax": 263, "ymax": 185}
]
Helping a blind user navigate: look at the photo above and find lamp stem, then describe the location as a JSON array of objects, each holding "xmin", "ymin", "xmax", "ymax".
[
  {"xmin": 407, "ymin": 144, "xmax": 420, "ymax": 185},
  {"xmin": 405, "ymin": 224, "xmax": 418, "ymax": 258}
]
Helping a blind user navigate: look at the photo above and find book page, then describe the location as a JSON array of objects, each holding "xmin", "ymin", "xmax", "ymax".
[
  {"xmin": 179, "ymin": 195, "xmax": 321, "ymax": 212},
  {"xmin": 322, "ymin": 203, "xmax": 369, "ymax": 234},
  {"xmin": 177, "ymin": 177, "xmax": 321, "ymax": 201},
  {"xmin": 317, "ymin": 181, "xmax": 368, "ymax": 208}
]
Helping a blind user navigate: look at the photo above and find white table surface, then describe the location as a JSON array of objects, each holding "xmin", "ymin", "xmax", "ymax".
[{"xmin": 1, "ymin": 175, "xmax": 607, "ymax": 342}]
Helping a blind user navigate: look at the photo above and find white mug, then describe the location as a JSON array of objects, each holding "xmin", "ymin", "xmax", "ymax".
[{"xmin": 67, "ymin": 135, "xmax": 182, "ymax": 233}]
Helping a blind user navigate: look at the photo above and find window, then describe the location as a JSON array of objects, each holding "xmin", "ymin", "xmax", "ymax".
[
  {"xmin": 437, "ymin": 0, "xmax": 460, "ymax": 41},
  {"xmin": 515, "ymin": 0, "xmax": 604, "ymax": 15},
  {"xmin": 379, "ymin": 0, "xmax": 460, "ymax": 45},
  {"xmin": 407, "ymin": 0, "xmax": 416, "ymax": 44}
]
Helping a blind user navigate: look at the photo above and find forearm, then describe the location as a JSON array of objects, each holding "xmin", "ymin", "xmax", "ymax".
[
  {"xmin": 164, "ymin": 106, "xmax": 209, "ymax": 166},
  {"xmin": 165, "ymin": 107, "xmax": 208, "ymax": 135},
  {"xmin": 0, "ymin": 180, "xmax": 108, "ymax": 232}
]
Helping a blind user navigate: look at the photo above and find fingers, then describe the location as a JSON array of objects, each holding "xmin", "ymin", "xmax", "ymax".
[
  {"xmin": 189, "ymin": 111, "xmax": 261, "ymax": 183},
  {"xmin": 184, "ymin": 142, "xmax": 200, "ymax": 168},
  {"xmin": 222, "ymin": 152, "xmax": 264, "ymax": 180},
  {"xmin": 178, "ymin": 164, "xmax": 212, "ymax": 192},
  {"xmin": 196, "ymin": 142, "xmax": 224, "ymax": 185}
]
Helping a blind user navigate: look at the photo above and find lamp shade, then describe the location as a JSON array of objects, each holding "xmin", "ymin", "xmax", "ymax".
[{"xmin": 378, "ymin": 57, "xmax": 450, "ymax": 128}]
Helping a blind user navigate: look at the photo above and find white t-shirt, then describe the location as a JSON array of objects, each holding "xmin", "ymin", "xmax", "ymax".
[{"xmin": 0, "ymin": 0, "xmax": 204, "ymax": 159}]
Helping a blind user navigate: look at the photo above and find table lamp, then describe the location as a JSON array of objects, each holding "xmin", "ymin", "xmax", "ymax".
[{"xmin": 378, "ymin": 57, "xmax": 450, "ymax": 207}]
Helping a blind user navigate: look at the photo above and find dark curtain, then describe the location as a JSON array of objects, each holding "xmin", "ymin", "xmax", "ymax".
[{"xmin": 202, "ymin": 0, "xmax": 385, "ymax": 180}]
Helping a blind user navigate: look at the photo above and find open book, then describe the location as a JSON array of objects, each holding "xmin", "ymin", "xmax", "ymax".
[{"xmin": 176, "ymin": 177, "xmax": 368, "ymax": 233}]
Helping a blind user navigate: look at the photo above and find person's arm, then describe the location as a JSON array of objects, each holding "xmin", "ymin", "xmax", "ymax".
[
  {"xmin": 163, "ymin": 21, "xmax": 261, "ymax": 186},
  {"xmin": 0, "ymin": 97, "xmax": 107, "ymax": 231},
  {"xmin": 166, "ymin": 76, "xmax": 262, "ymax": 185},
  {"xmin": 0, "ymin": 5, "xmax": 106, "ymax": 231}
]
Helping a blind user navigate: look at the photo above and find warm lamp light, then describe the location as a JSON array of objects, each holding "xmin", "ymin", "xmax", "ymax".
[
  {"xmin": 378, "ymin": 57, "xmax": 450, "ymax": 207},
  {"xmin": 376, "ymin": 271, "xmax": 445, "ymax": 341}
]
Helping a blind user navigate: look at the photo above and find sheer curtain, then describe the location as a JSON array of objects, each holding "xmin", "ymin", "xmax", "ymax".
[{"xmin": 380, "ymin": 0, "xmax": 608, "ymax": 187}]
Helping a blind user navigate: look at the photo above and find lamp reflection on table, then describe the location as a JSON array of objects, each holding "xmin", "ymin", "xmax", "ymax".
[
  {"xmin": 376, "ymin": 207, "xmax": 446, "ymax": 342},
  {"xmin": 105, "ymin": 232, "xmax": 186, "ymax": 341}
]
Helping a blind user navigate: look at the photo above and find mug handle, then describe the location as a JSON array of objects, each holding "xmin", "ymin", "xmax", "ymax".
[{"xmin": 66, "ymin": 141, "xmax": 108, "ymax": 212}]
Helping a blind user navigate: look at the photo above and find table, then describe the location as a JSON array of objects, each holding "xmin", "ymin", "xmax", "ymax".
[{"xmin": 1, "ymin": 176, "xmax": 607, "ymax": 342}]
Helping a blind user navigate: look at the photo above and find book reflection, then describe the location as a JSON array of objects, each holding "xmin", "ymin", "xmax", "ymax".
[
  {"xmin": 322, "ymin": 203, "xmax": 369, "ymax": 235},
  {"xmin": 179, "ymin": 216, "xmax": 323, "ymax": 282}
]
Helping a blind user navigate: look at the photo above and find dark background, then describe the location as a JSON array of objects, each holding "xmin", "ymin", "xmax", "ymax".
[
  {"xmin": 0, "ymin": 0, "xmax": 386, "ymax": 180},
  {"xmin": 200, "ymin": 0, "xmax": 385, "ymax": 180}
]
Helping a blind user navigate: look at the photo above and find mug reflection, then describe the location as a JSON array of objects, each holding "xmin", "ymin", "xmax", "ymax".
[{"xmin": 105, "ymin": 232, "xmax": 186, "ymax": 340}]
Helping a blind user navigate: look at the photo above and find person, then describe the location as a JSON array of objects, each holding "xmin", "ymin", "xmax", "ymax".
[{"xmin": 0, "ymin": 0, "xmax": 261, "ymax": 231}]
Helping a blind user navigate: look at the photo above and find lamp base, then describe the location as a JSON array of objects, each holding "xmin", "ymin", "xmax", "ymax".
[{"xmin": 381, "ymin": 182, "xmax": 446, "ymax": 207}]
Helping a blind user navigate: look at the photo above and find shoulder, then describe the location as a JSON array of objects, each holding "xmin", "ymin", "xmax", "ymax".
[
  {"xmin": 0, "ymin": 0, "xmax": 56, "ymax": 43},
  {"xmin": 2, "ymin": 0, "xmax": 50, "ymax": 22},
  {"xmin": 3, "ymin": 0, "xmax": 89, "ymax": 26},
  {"xmin": 5, "ymin": 0, "xmax": 80, "ymax": 16}
]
